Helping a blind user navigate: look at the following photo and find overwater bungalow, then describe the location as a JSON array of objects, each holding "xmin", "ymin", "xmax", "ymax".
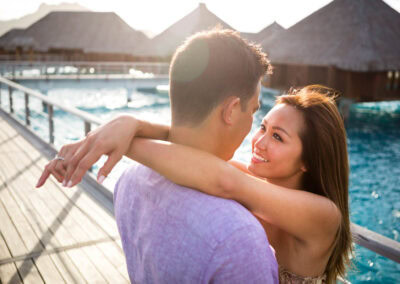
[
  {"xmin": 241, "ymin": 21, "xmax": 284, "ymax": 44},
  {"xmin": 0, "ymin": 11, "xmax": 149, "ymax": 62},
  {"xmin": 133, "ymin": 3, "xmax": 233, "ymax": 61},
  {"xmin": 262, "ymin": 0, "xmax": 400, "ymax": 101}
]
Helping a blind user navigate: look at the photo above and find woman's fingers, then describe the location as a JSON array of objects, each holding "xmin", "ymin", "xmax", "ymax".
[
  {"xmin": 36, "ymin": 163, "xmax": 52, "ymax": 188},
  {"xmin": 52, "ymin": 168, "xmax": 66, "ymax": 183},
  {"xmin": 63, "ymin": 139, "xmax": 92, "ymax": 186},
  {"xmin": 36, "ymin": 159, "xmax": 65, "ymax": 187},
  {"xmin": 66, "ymin": 147, "xmax": 104, "ymax": 187},
  {"xmin": 97, "ymin": 152, "xmax": 123, "ymax": 184}
]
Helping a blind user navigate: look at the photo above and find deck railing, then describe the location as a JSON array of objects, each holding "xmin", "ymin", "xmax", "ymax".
[
  {"xmin": 0, "ymin": 76, "xmax": 399, "ymax": 264},
  {"xmin": 0, "ymin": 76, "xmax": 102, "ymax": 144},
  {"xmin": 0, "ymin": 61, "xmax": 170, "ymax": 79}
]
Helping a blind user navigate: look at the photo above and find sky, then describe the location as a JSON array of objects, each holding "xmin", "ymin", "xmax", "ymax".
[{"xmin": 1, "ymin": 0, "xmax": 400, "ymax": 35}]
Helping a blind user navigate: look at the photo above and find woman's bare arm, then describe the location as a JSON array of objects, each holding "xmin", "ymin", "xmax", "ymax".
[
  {"xmin": 36, "ymin": 114, "xmax": 170, "ymax": 187},
  {"xmin": 228, "ymin": 160, "xmax": 253, "ymax": 175},
  {"xmin": 127, "ymin": 138, "xmax": 341, "ymax": 243}
]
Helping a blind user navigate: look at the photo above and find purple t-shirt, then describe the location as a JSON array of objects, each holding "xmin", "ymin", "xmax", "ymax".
[{"xmin": 114, "ymin": 162, "xmax": 278, "ymax": 283}]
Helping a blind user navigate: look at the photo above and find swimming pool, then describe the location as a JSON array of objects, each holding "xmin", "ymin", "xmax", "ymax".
[{"xmin": 1, "ymin": 83, "xmax": 399, "ymax": 282}]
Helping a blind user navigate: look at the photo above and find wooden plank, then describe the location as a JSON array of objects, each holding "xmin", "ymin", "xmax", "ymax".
[
  {"xmin": 0, "ymin": 233, "xmax": 22, "ymax": 284},
  {"xmin": 0, "ymin": 116, "xmax": 130, "ymax": 281},
  {"xmin": 0, "ymin": 183, "xmax": 43, "ymax": 255},
  {"xmin": 0, "ymin": 144, "xmax": 105, "ymax": 284},
  {"xmin": 81, "ymin": 245, "xmax": 127, "ymax": 283},
  {"xmin": 32, "ymin": 156, "xmax": 119, "ymax": 238},
  {"xmin": 65, "ymin": 248, "xmax": 107, "ymax": 283},
  {"xmin": 26, "ymin": 163, "xmax": 106, "ymax": 243},
  {"xmin": 0, "ymin": 131, "xmax": 91, "ymax": 247},
  {"xmin": 48, "ymin": 251, "xmax": 87, "ymax": 284},
  {"xmin": 9, "ymin": 124, "xmax": 118, "ymax": 239},
  {"xmin": 0, "ymin": 137, "xmax": 101, "ymax": 283},
  {"xmin": 0, "ymin": 199, "xmax": 28, "ymax": 257},
  {"xmin": 0, "ymin": 149, "xmax": 69, "ymax": 282},
  {"xmin": 96, "ymin": 242, "xmax": 129, "ymax": 281},
  {"xmin": 33, "ymin": 255, "xmax": 65, "ymax": 283},
  {"xmin": 15, "ymin": 259, "xmax": 44, "ymax": 284},
  {"xmin": 2, "ymin": 116, "xmax": 118, "ymax": 241},
  {"xmin": 0, "ymin": 233, "xmax": 12, "ymax": 261},
  {"xmin": 0, "ymin": 159, "xmax": 62, "ymax": 251},
  {"xmin": 0, "ymin": 151, "xmax": 73, "ymax": 250},
  {"xmin": 0, "ymin": 262, "xmax": 22, "ymax": 284},
  {"xmin": 19, "ymin": 154, "xmax": 126, "ymax": 282},
  {"xmin": 0, "ymin": 135, "xmax": 78, "ymax": 248},
  {"xmin": 0, "ymin": 130, "xmax": 118, "ymax": 283}
]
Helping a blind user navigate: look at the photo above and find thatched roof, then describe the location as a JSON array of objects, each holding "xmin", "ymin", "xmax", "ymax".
[
  {"xmin": 257, "ymin": 22, "xmax": 284, "ymax": 44},
  {"xmin": 263, "ymin": 0, "xmax": 400, "ymax": 71},
  {"xmin": 134, "ymin": 3, "xmax": 233, "ymax": 58},
  {"xmin": 0, "ymin": 11, "xmax": 149, "ymax": 55},
  {"xmin": 0, "ymin": 29, "xmax": 36, "ymax": 50},
  {"xmin": 242, "ymin": 22, "xmax": 284, "ymax": 43}
]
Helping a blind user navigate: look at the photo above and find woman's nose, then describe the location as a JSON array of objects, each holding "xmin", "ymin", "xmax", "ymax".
[{"xmin": 255, "ymin": 133, "xmax": 268, "ymax": 150}]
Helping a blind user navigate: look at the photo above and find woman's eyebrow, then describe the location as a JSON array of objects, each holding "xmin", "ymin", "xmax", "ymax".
[
  {"xmin": 272, "ymin": 126, "xmax": 291, "ymax": 137},
  {"xmin": 263, "ymin": 119, "xmax": 291, "ymax": 137}
]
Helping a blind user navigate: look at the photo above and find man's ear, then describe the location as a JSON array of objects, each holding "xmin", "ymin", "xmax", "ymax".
[{"xmin": 222, "ymin": 97, "xmax": 241, "ymax": 125}]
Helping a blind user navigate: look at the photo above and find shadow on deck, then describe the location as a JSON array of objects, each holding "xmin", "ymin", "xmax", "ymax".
[{"xmin": 0, "ymin": 114, "xmax": 129, "ymax": 283}]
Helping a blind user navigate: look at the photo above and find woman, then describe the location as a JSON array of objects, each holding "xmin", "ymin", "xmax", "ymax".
[{"xmin": 38, "ymin": 85, "xmax": 353, "ymax": 283}]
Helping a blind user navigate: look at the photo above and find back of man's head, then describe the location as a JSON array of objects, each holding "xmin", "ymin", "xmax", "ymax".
[{"xmin": 169, "ymin": 28, "xmax": 271, "ymax": 126}]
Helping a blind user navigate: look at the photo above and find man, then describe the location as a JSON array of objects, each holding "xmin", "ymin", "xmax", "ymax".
[{"xmin": 37, "ymin": 29, "xmax": 278, "ymax": 283}]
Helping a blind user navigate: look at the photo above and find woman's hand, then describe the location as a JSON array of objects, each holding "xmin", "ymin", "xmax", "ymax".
[{"xmin": 36, "ymin": 114, "xmax": 142, "ymax": 188}]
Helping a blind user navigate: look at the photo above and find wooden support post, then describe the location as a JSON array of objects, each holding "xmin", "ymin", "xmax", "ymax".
[
  {"xmin": 84, "ymin": 120, "xmax": 93, "ymax": 172},
  {"xmin": 8, "ymin": 86, "xmax": 13, "ymax": 113},
  {"xmin": 84, "ymin": 121, "xmax": 91, "ymax": 136},
  {"xmin": 327, "ymin": 66, "xmax": 336, "ymax": 88},
  {"xmin": 48, "ymin": 104, "xmax": 54, "ymax": 144},
  {"xmin": 25, "ymin": 92, "xmax": 30, "ymax": 126}
]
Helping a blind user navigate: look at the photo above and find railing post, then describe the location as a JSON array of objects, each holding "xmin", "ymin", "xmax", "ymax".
[
  {"xmin": 8, "ymin": 86, "xmax": 13, "ymax": 113},
  {"xmin": 48, "ymin": 104, "xmax": 54, "ymax": 144},
  {"xmin": 84, "ymin": 120, "xmax": 93, "ymax": 172},
  {"xmin": 25, "ymin": 92, "xmax": 30, "ymax": 126},
  {"xmin": 0, "ymin": 82, "xmax": 2, "ymax": 106},
  {"xmin": 84, "ymin": 121, "xmax": 91, "ymax": 136}
]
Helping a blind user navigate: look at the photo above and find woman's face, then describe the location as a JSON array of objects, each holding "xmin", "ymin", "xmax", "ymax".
[{"xmin": 248, "ymin": 103, "xmax": 306, "ymax": 185}]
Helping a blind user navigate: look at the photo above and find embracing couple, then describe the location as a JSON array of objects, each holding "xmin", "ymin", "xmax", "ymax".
[{"xmin": 36, "ymin": 29, "xmax": 352, "ymax": 283}]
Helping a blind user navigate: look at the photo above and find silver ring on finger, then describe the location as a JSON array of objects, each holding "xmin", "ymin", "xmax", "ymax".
[{"xmin": 54, "ymin": 154, "xmax": 65, "ymax": 161}]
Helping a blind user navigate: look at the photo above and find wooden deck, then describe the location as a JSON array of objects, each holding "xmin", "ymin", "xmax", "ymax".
[{"xmin": 0, "ymin": 115, "xmax": 129, "ymax": 283}]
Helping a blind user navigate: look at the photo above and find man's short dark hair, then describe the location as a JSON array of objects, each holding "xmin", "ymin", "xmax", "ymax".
[{"xmin": 169, "ymin": 28, "xmax": 272, "ymax": 126}]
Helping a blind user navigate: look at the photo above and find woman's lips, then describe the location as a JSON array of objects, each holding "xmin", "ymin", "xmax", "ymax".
[{"xmin": 251, "ymin": 152, "xmax": 269, "ymax": 163}]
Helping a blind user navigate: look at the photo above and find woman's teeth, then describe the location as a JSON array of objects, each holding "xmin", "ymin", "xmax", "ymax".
[{"xmin": 253, "ymin": 153, "xmax": 269, "ymax": 163}]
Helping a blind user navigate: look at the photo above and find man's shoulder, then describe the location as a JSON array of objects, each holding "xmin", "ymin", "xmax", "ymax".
[{"xmin": 116, "ymin": 164, "xmax": 267, "ymax": 244}]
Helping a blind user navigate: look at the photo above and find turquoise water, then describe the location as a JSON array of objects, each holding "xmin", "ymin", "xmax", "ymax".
[{"xmin": 1, "ymin": 85, "xmax": 399, "ymax": 283}]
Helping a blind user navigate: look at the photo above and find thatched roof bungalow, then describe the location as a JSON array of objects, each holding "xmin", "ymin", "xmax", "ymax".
[
  {"xmin": 0, "ymin": 11, "xmax": 149, "ymax": 61},
  {"xmin": 262, "ymin": 0, "xmax": 400, "ymax": 101},
  {"xmin": 242, "ymin": 22, "xmax": 284, "ymax": 44},
  {"xmin": 134, "ymin": 3, "xmax": 233, "ymax": 60}
]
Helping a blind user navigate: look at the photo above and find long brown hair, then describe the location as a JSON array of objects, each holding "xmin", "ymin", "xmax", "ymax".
[{"xmin": 276, "ymin": 85, "xmax": 353, "ymax": 283}]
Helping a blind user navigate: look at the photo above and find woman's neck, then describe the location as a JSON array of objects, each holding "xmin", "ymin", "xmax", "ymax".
[{"xmin": 264, "ymin": 172, "xmax": 304, "ymax": 190}]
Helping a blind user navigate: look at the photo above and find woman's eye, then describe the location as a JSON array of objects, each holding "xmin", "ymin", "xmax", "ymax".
[
  {"xmin": 260, "ymin": 124, "xmax": 266, "ymax": 131},
  {"xmin": 273, "ymin": 133, "xmax": 283, "ymax": 142}
]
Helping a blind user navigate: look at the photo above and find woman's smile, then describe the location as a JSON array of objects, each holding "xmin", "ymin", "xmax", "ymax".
[{"xmin": 251, "ymin": 151, "xmax": 269, "ymax": 163}]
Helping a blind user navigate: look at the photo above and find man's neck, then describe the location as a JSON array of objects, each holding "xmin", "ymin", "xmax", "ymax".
[{"xmin": 167, "ymin": 123, "xmax": 224, "ymax": 159}]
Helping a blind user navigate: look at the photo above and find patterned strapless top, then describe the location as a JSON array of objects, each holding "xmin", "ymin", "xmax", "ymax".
[{"xmin": 279, "ymin": 267, "xmax": 327, "ymax": 284}]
